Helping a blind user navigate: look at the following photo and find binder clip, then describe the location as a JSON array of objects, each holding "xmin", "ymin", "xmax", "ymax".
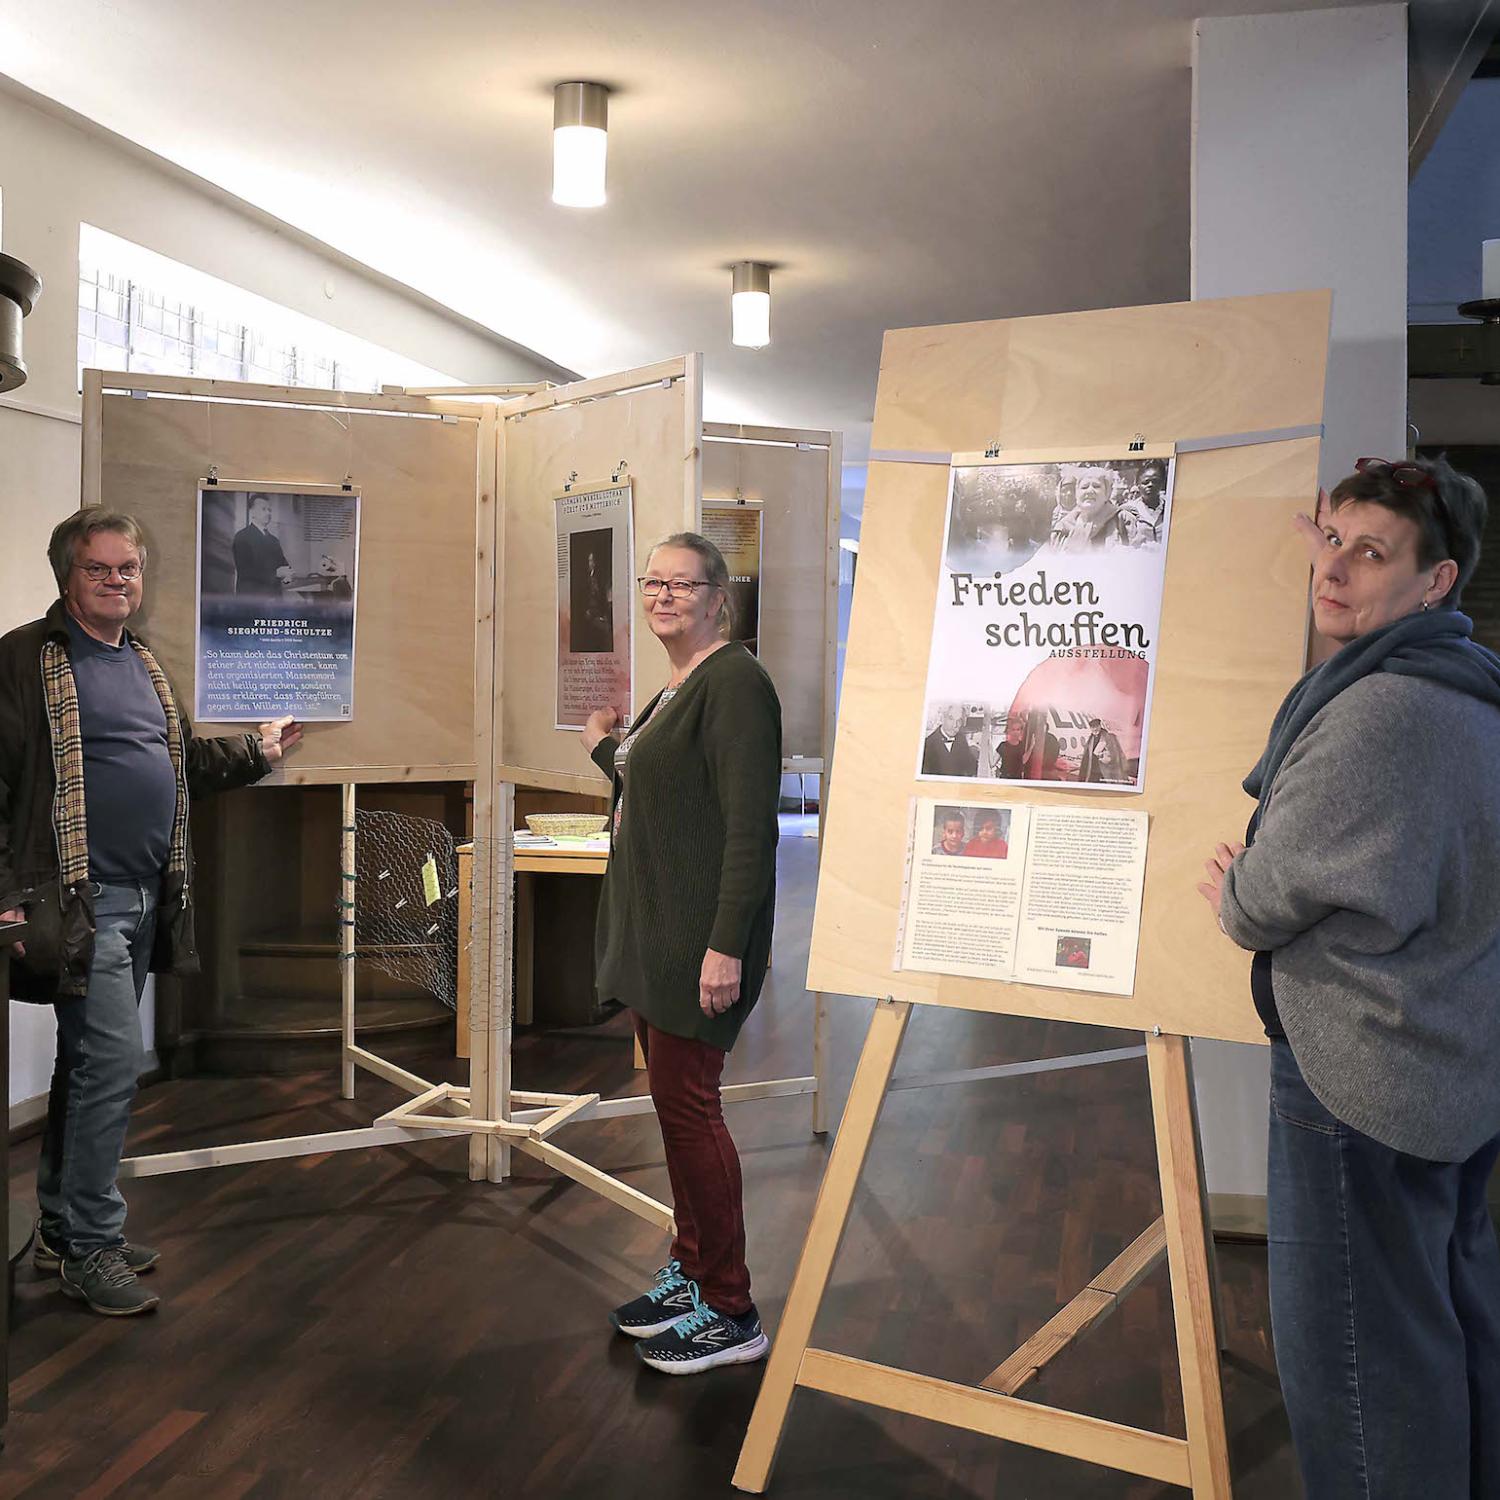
[
  {"xmin": 563, "ymin": 470, "xmax": 579, "ymax": 493},
  {"xmin": 983, "ymin": 438, "xmax": 1002, "ymax": 459},
  {"xmin": 1128, "ymin": 432, "xmax": 1147, "ymax": 453},
  {"xmin": 205, "ymin": 466, "xmax": 219, "ymax": 487}
]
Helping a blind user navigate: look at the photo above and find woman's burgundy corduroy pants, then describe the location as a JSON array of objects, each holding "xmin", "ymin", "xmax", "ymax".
[{"xmin": 632, "ymin": 1012, "xmax": 752, "ymax": 1315}]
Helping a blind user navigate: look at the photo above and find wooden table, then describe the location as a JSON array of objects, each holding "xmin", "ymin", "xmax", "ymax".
[{"xmin": 455, "ymin": 841, "xmax": 610, "ymax": 1054}]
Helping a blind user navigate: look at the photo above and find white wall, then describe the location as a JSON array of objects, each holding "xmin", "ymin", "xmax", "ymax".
[
  {"xmin": 1190, "ymin": 4, "xmax": 1409, "ymax": 1206},
  {"xmin": 0, "ymin": 78, "xmax": 570, "ymax": 1109}
]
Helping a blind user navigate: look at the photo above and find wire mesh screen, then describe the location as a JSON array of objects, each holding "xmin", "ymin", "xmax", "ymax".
[
  {"xmin": 349, "ymin": 808, "xmax": 507, "ymax": 1033},
  {"xmin": 352, "ymin": 809, "xmax": 463, "ymax": 1011}
]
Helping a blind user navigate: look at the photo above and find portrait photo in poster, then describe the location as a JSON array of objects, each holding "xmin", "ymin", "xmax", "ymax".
[
  {"xmin": 195, "ymin": 484, "xmax": 360, "ymax": 722},
  {"xmin": 702, "ymin": 500, "xmax": 763, "ymax": 655},
  {"xmin": 917, "ymin": 453, "xmax": 1174, "ymax": 792},
  {"xmin": 555, "ymin": 480, "xmax": 633, "ymax": 730}
]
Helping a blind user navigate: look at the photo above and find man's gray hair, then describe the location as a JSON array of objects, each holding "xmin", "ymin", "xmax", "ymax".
[{"xmin": 48, "ymin": 510, "xmax": 149, "ymax": 592}]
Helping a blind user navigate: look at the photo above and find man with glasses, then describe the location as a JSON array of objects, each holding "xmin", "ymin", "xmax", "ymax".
[{"xmin": 0, "ymin": 511, "xmax": 301, "ymax": 1316}]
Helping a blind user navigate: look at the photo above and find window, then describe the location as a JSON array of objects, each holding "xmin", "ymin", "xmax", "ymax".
[{"xmin": 77, "ymin": 225, "xmax": 460, "ymax": 393}]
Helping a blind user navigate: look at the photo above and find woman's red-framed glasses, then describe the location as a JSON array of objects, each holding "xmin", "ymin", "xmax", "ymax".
[{"xmin": 1354, "ymin": 456, "xmax": 1438, "ymax": 492}]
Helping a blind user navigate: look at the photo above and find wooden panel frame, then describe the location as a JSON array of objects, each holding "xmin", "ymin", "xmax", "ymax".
[
  {"xmin": 702, "ymin": 422, "xmax": 842, "ymax": 764},
  {"xmin": 84, "ymin": 371, "xmax": 484, "ymax": 785},
  {"xmin": 496, "ymin": 356, "xmax": 702, "ymax": 788},
  {"xmin": 808, "ymin": 292, "xmax": 1332, "ymax": 1046}
]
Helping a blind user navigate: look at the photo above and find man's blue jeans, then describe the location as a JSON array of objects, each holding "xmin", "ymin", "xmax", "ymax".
[
  {"xmin": 37, "ymin": 878, "xmax": 157, "ymax": 1257},
  {"xmin": 1267, "ymin": 1035, "xmax": 1500, "ymax": 1499}
]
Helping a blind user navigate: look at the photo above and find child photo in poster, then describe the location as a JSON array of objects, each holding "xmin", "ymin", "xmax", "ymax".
[
  {"xmin": 918, "ymin": 455, "xmax": 1174, "ymax": 792},
  {"xmin": 196, "ymin": 486, "xmax": 360, "ymax": 722}
]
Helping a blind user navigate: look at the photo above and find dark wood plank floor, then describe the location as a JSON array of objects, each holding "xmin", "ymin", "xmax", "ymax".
[{"xmin": 4, "ymin": 824, "xmax": 1299, "ymax": 1499}]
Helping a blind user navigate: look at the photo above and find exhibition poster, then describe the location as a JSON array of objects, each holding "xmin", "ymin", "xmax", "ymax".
[
  {"xmin": 917, "ymin": 453, "xmax": 1175, "ymax": 792},
  {"xmin": 702, "ymin": 499, "xmax": 763, "ymax": 656},
  {"xmin": 195, "ymin": 483, "xmax": 360, "ymax": 722},
  {"xmin": 555, "ymin": 479, "xmax": 634, "ymax": 730},
  {"xmin": 898, "ymin": 799, "xmax": 1149, "ymax": 997}
]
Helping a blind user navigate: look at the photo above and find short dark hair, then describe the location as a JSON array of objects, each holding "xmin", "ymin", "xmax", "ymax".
[
  {"xmin": 1328, "ymin": 455, "xmax": 1488, "ymax": 608},
  {"xmin": 937, "ymin": 808, "xmax": 965, "ymax": 828},
  {"xmin": 649, "ymin": 531, "xmax": 735, "ymax": 635},
  {"xmin": 48, "ymin": 510, "xmax": 148, "ymax": 593}
]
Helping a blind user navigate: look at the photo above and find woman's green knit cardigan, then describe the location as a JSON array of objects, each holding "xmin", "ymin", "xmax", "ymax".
[{"xmin": 589, "ymin": 642, "xmax": 781, "ymax": 1050}]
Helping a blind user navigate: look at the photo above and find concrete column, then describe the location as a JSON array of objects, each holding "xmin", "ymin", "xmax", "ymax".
[{"xmin": 1190, "ymin": 4, "xmax": 1408, "ymax": 1218}]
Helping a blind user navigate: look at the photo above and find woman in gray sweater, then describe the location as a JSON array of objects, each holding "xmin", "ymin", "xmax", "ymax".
[{"xmin": 1198, "ymin": 456, "xmax": 1500, "ymax": 1500}]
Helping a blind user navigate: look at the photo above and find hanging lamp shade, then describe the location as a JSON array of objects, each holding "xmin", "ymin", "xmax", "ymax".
[
  {"xmin": 553, "ymin": 82, "xmax": 609, "ymax": 208},
  {"xmin": 0, "ymin": 253, "xmax": 42, "ymax": 395},
  {"xmin": 731, "ymin": 261, "xmax": 771, "ymax": 349}
]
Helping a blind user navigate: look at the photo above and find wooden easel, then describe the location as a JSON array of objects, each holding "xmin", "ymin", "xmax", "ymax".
[
  {"xmin": 734, "ymin": 1005, "xmax": 1226, "ymax": 1494},
  {"xmin": 732, "ymin": 291, "xmax": 1334, "ymax": 1495}
]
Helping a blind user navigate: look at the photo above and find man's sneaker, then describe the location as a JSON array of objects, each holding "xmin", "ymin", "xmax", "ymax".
[
  {"xmin": 60, "ymin": 1246, "xmax": 160, "ymax": 1317},
  {"xmin": 34, "ymin": 1221, "xmax": 159, "ymax": 1277},
  {"xmin": 635, "ymin": 1287, "xmax": 769, "ymax": 1374},
  {"xmin": 611, "ymin": 1260, "xmax": 698, "ymax": 1338}
]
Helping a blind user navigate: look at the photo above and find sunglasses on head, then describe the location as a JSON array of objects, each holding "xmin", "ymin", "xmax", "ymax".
[{"xmin": 1354, "ymin": 457, "xmax": 1438, "ymax": 492}]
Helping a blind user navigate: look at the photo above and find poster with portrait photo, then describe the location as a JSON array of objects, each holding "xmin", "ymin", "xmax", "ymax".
[
  {"xmin": 917, "ymin": 451, "xmax": 1175, "ymax": 794},
  {"xmin": 702, "ymin": 500, "xmax": 763, "ymax": 655},
  {"xmin": 555, "ymin": 480, "xmax": 633, "ymax": 730},
  {"xmin": 195, "ymin": 482, "xmax": 360, "ymax": 722}
]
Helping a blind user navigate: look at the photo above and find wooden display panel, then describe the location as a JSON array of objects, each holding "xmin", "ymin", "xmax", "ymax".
[
  {"xmin": 92, "ymin": 388, "xmax": 481, "ymax": 784},
  {"xmin": 703, "ymin": 425, "xmax": 840, "ymax": 763},
  {"xmin": 496, "ymin": 358, "xmax": 701, "ymax": 790},
  {"xmin": 809, "ymin": 290, "xmax": 1331, "ymax": 1046}
]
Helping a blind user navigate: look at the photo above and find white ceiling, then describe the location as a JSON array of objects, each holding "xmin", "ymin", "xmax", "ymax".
[{"xmin": 0, "ymin": 1, "xmax": 1475, "ymax": 457}]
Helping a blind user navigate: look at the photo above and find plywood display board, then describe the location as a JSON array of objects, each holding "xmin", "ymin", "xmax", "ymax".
[
  {"xmin": 808, "ymin": 291, "xmax": 1331, "ymax": 1046},
  {"xmin": 703, "ymin": 424, "xmax": 840, "ymax": 763},
  {"xmin": 496, "ymin": 358, "xmax": 701, "ymax": 790},
  {"xmin": 89, "ymin": 384, "xmax": 482, "ymax": 784}
]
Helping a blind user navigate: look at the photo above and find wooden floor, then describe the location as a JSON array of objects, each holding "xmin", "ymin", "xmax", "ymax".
[{"xmin": 3, "ymin": 823, "xmax": 1300, "ymax": 1499}]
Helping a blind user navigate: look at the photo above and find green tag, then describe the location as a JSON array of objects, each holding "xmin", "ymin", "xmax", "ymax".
[{"xmin": 421, "ymin": 854, "xmax": 441, "ymax": 907}]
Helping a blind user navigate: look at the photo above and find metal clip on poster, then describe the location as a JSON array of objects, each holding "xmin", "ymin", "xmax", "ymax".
[
  {"xmin": 563, "ymin": 469, "xmax": 579, "ymax": 493},
  {"xmin": 611, "ymin": 459, "xmax": 629, "ymax": 484},
  {"xmin": 205, "ymin": 465, "xmax": 219, "ymax": 487},
  {"xmin": 1129, "ymin": 432, "xmax": 1148, "ymax": 453}
]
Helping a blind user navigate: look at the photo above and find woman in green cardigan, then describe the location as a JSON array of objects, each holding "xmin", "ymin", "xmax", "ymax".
[{"xmin": 581, "ymin": 531, "xmax": 782, "ymax": 1375}]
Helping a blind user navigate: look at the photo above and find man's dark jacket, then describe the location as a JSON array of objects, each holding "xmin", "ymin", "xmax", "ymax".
[
  {"xmin": 0, "ymin": 600, "xmax": 268, "ymax": 1003},
  {"xmin": 921, "ymin": 725, "xmax": 979, "ymax": 778}
]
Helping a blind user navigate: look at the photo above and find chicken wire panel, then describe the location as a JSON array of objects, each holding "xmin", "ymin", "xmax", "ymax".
[{"xmin": 352, "ymin": 809, "xmax": 504, "ymax": 1027}]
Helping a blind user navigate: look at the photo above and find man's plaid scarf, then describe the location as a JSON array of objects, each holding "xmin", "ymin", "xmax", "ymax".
[{"xmin": 41, "ymin": 634, "xmax": 189, "ymax": 887}]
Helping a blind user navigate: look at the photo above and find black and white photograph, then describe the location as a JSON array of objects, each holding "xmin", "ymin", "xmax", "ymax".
[
  {"xmin": 568, "ymin": 526, "xmax": 615, "ymax": 654},
  {"xmin": 944, "ymin": 458, "xmax": 1170, "ymax": 575}
]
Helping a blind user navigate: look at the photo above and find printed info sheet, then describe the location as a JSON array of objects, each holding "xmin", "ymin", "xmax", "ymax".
[{"xmin": 898, "ymin": 799, "xmax": 1149, "ymax": 997}]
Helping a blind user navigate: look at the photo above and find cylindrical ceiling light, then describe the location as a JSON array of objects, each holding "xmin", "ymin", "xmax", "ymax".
[
  {"xmin": 552, "ymin": 82, "xmax": 609, "ymax": 208},
  {"xmin": 731, "ymin": 261, "xmax": 771, "ymax": 349},
  {"xmin": 0, "ymin": 253, "xmax": 43, "ymax": 395}
]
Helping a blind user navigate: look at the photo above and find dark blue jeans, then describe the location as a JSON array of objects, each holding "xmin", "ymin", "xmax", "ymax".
[
  {"xmin": 37, "ymin": 878, "xmax": 158, "ymax": 1258},
  {"xmin": 1267, "ymin": 1036, "xmax": 1500, "ymax": 1499}
]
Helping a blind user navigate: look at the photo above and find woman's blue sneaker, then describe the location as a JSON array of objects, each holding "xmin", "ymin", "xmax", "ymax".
[
  {"xmin": 635, "ymin": 1287, "xmax": 769, "ymax": 1374},
  {"xmin": 611, "ymin": 1261, "xmax": 698, "ymax": 1338}
]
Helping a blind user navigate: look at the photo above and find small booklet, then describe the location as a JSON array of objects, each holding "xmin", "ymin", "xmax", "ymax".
[{"xmin": 896, "ymin": 798, "xmax": 1149, "ymax": 997}]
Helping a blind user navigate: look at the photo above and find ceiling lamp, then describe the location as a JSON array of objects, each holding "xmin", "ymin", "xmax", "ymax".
[
  {"xmin": 0, "ymin": 252, "xmax": 42, "ymax": 395},
  {"xmin": 552, "ymin": 82, "xmax": 609, "ymax": 208},
  {"xmin": 731, "ymin": 261, "xmax": 771, "ymax": 349}
]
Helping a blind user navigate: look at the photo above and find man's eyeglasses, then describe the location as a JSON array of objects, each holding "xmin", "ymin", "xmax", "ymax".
[
  {"xmin": 73, "ymin": 561, "xmax": 144, "ymax": 582},
  {"xmin": 637, "ymin": 576, "xmax": 710, "ymax": 599}
]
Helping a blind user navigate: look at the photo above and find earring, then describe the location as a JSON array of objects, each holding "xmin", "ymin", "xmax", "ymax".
[{"xmin": 1422, "ymin": 598, "xmax": 1431, "ymax": 611}]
